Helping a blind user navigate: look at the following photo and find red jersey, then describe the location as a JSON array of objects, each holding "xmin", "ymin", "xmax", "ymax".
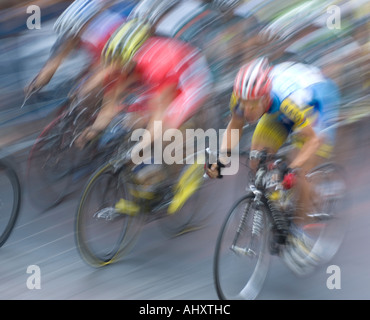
[{"xmin": 133, "ymin": 37, "xmax": 200, "ymax": 94}]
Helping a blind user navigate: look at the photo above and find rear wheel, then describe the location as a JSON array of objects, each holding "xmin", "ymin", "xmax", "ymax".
[
  {"xmin": 214, "ymin": 194, "xmax": 271, "ymax": 300},
  {"xmin": 303, "ymin": 162, "xmax": 349, "ymax": 264}
]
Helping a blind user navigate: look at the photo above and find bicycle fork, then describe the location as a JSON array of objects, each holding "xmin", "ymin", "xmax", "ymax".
[{"xmin": 231, "ymin": 188, "xmax": 264, "ymax": 258}]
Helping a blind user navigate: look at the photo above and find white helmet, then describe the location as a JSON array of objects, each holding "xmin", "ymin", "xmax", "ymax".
[
  {"xmin": 233, "ymin": 57, "xmax": 272, "ymax": 101},
  {"xmin": 128, "ymin": 0, "xmax": 180, "ymax": 25},
  {"xmin": 54, "ymin": 0, "xmax": 106, "ymax": 38}
]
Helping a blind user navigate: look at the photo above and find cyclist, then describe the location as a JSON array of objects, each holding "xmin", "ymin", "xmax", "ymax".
[
  {"xmin": 206, "ymin": 57, "xmax": 340, "ymax": 271},
  {"xmin": 75, "ymin": 19, "xmax": 212, "ymax": 214},
  {"xmin": 24, "ymin": 0, "xmax": 137, "ymax": 97},
  {"xmin": 71, "ymin": 0, "xmax": 213, "ymax": 101}
]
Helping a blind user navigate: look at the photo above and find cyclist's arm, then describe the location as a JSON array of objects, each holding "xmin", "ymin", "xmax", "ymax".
[
  {"xmin": 279, "ymin": 97, "xmax": 322, "ymax": 171},
  {"xmin": 207, "ymin": 111, "xmax": 244, "ymax": 179},
  {"xmin": 25, "ymin": 36, "xmax": 78, "ymax": 94},
  {"xmin": 289, "ymin": 124, "xmax": 321, "ymax": 171},
  {"xmin": 219, "ymin": 111, "xmax": 245, "ymax": 161}
]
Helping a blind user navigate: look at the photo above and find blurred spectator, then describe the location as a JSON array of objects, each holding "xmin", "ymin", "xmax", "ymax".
[{"xmin": 0, "ymin": 0, "xmax": 72, "ymax": 38}]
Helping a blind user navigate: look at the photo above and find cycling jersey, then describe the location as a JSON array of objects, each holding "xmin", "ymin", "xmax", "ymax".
[
  {"xmin": 52, "ymin": 1, "xmax": 136, "ymax": 62},
  {"xmin": 133, "ymin": 36, "xmax": 212, "ymax": 129}
]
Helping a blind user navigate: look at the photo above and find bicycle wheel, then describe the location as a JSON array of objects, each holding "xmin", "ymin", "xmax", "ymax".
[
  {"xmin": 0, "ymin": 158, "xmax": 21, "ymax": 247},
  {"xmin": 214, "ymin": 193, "xmax": 271, "ymax": 300},
  {"xmin": 75, "ymin": 162, "xmax": 144, "ymax": 268},
  {"xmin": 27, "ymin": 115, "xmax": 75, "ymax": 211},
  {"xmin": 303, "ymin": 162, "xmax": 349, "ymax": 264}
]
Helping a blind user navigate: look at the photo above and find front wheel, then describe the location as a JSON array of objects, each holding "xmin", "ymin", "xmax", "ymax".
[
  {"xmin": 213, "ymin": 193, "xmax": 271, "ymax": 300},
  {"xmin": 75, "ymin": 162, "xmax": 144, "ymax": 267}
]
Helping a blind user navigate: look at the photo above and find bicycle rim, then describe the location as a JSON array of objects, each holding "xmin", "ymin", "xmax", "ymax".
[
  {"xmin": 214, "ymin": 194, "xmax": 271, "ymax": 300},
  {"xmin": 75, "ymin": 162, "xmax": 143, "ymax": 267},
  {"xmin": 0, "ymin": 160, "xmax": 21, "ymax": 247},
  {"xmin": 304, "ymin": 163, "xmax": 349, "ymax": 264}
]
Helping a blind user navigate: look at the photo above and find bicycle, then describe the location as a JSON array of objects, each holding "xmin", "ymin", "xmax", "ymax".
[
  {"xmin": 213, "ymin": 149, "xmax": 349, "ymax": 300},
  {"xmin": 74, "ymin": 132, "xmax": 210, "ymax": 268},
  {"xmin": 0, "ymin": 155, "xmax": 21, "ymax": 247},
  {"xmin": 26, "ymin": 95, "xmax": 101, "ymax": 210},
  {"xmin": 26, "ymin": 84, "xmax": 129, "ymax": 211}
]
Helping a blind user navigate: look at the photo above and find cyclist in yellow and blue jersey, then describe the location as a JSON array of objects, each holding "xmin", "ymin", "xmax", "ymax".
[
  {"xmin": 228, "ymin": 60, "xmax": 340, "ymax": 158},
  {"xmin": 207, "ymin": 57, "xmax": 340, "ymax": 270}
]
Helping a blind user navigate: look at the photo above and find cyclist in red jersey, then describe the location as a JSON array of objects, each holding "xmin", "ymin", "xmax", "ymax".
[{"xmin": 76, "ymin": 19, "xmax": 212, "ymax": 151}]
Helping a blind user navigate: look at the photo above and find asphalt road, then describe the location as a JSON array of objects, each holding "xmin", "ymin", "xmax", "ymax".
[{"xmin": 0, "ymin": 116, "xmax": 369, "ymax": 300}]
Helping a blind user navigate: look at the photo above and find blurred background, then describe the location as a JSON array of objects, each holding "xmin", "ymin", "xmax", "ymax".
[{"xmin": 0, "ymin": 0, "xmax": 369, "ymax": 300}]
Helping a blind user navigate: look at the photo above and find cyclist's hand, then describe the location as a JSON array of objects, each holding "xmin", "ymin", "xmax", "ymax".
[
  {"xmin": 206, "ymin": 163, "xmax": 220, "ymax": 179},
  {"xmin": 24, "ymin": 77, "xmax": 40, "ymax": 98},
  {"xmin": 206, "ymin": 159, "xmax": 226, "ymax": 179},
  {"xmin": 24, "ymin": 72, "xmax": 52, "ymax": 97}
]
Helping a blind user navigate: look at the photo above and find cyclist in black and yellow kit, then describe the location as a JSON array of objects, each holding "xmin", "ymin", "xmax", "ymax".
[{"xmin": 207, "ymin": 57, "xmax": 340, "ymax": 270}]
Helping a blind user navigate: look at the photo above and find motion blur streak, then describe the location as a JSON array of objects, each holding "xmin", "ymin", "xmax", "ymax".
[{"xmin": 0, "ymin": 0, "xmax": 369, "ymax": 299}]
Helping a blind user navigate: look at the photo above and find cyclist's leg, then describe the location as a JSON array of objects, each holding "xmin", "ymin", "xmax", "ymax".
[
  {"xmin": 288, "ymin": 146, "xmax": 326, "ymax": 226},
  {"xmin": 292, "ymin": 80, "xmax": 340, "ymax": 224}
]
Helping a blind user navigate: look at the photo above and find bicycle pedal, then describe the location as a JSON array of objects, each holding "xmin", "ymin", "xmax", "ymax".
[
  {"xmin": 231, "ymin": 245, "xmax": 256, "ymax": 257},
  {"xmin": 93, "ymin": 207, "xmax": 121, "ymax": 221}
]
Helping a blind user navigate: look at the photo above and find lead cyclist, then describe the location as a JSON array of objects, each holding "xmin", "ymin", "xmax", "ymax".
[{"xmin": 207, "ymin": 57, "xmax": 341, "ymax": 271}]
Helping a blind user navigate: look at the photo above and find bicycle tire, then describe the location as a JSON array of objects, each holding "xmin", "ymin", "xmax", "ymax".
[
  {"xmin": 213, "ymin": 193, "xmax": 271, "ymax": 300},
  {"xmin": 0, "ymin": 158, "xmax": 21, "ymax": 247},
  {"xmin": 27, "ymin": 115, "xmax": 75, "ymax": 211},
  {"xmin": 75, "ymin": 162, "xmax": 144, "ymax": 268}
]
